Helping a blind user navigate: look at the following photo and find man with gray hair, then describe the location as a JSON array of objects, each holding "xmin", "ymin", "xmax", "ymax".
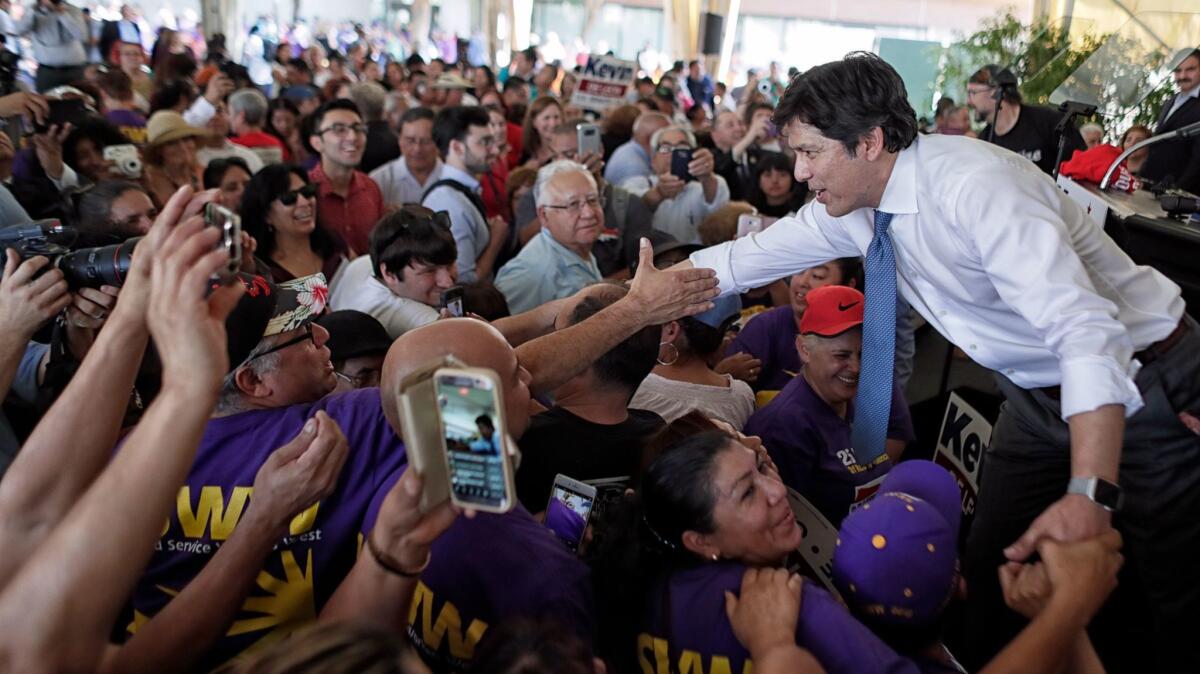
[
  {"xmin": 619, "ymin": 124, "xmax": 728, "ymax": 245},
  {"xmin": 350, "ymin": 81, "xmax": 401, "ymax": 172},
  {"xmin": 603, "ymin": 111, "xmax": 670, "ymax": 186},
  {"xmin": 494, "ymin": 160, "xmax": 604, "ymax": 313},
  {"xmin": 229, "ymin": 87, "xmax": 288, "ymax": 165}
]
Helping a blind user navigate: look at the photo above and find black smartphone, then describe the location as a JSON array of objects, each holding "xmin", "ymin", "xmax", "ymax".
[
  {"xmin": 33, "ymin": 98, "xmax": 92, "ymax": 134},
  {"xmin": 670, "ymin": 148, "xmax": 694, "ymax": 182},
  {"xmin": 440, "ymin": 285, "xmax": 464, "ymax": 317}
]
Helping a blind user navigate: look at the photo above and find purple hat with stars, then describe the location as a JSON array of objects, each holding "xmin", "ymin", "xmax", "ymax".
[{"xmin": 832, "ymin": 460, "xmax": 961, "ymax": 626}]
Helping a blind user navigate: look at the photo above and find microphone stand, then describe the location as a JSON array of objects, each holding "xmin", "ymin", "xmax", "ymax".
[
  {"xmin": 1051, "ymin": 101, "xmax": 1097, "ymax": 178},
  {"xmin": 1099, "ymin": 120, "xmax": 1200, "ymax": 190}
]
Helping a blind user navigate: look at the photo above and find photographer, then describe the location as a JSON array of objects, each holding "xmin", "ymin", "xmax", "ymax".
[{"xmin": 15, "ymin": 0, "xmax": 88, "ymax": 93}]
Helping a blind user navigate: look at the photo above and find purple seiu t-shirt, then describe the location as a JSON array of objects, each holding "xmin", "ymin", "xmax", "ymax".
[
  {"xmin": 105, "ymin": 109, "xmax": 148, "ymax": 145},
  {"xmin": 408, "ymin": 505, "xmax": 595, "ymax": 673},
  {"xmin": 124, "ymin": 388, "xmax": 406, "ymax": 670},
  {"xmin": 639, "ymin": 561, "xmax": 920, "ymax": 674},
  {"xmin": 727, "ymin": 305, "xmax": 801, "ymax": 392},
  {"xmin": 744, "ymin": 375, "xmax": 915, "ymax": 526}
]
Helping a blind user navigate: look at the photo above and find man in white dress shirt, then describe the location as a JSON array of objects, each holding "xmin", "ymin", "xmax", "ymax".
[
  {"xmin": 682, "ymin": 52, "xmax": 1198, "ymax": 671},
  {"xmin": 369, "ymin": 106, "xmax": 444, "ymax": 207}
]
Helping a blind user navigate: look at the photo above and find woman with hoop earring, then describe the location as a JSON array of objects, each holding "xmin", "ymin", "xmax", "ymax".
[{"xmin": 630, "ymin": 294, "xmax": 755, "ymax": 429}]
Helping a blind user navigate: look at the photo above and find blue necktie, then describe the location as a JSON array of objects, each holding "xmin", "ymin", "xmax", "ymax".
[{"xmin": 851, "ymin": 210, "xmax": 896, "ymax": 462}]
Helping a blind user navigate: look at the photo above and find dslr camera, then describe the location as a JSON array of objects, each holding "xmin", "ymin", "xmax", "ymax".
[{"xmin": 0, "ymin": 204, "xmax": 242, "ymax": 288}]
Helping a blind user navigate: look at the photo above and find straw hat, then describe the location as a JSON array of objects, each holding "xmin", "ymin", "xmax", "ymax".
[
  {"xmin": 433, "ymin": 72, "xmax": 473, "ymax": 90},
  {"xmin": 146, "ymin": 110, "xmax": 209, "ymax": 147}
]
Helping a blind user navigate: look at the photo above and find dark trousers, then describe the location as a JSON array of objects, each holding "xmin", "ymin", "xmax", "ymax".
[
  {"xmin": 963, "ymin": 316, "xmax": 1200, "ymax": 674},
  {"xmin": 35, "ymin": 64, "xmax": 85, "ymax": 93}
]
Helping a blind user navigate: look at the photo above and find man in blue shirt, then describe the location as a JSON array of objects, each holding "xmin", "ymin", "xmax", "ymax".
[
  {"xmin": 495, "ymin": 160, "xmax": 603, "ymax": 313},
  {"xmin": 603, "ymin": 111, "xmax": 669, "ymax": 187},
  {"xmin": 423, "ymin": 106, "xmax": 510, "ymax": 283}
]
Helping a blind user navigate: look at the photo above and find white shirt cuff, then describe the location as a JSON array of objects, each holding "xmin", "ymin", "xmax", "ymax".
[
  {"xmin": 1059, "ymin": 354, "xmax": 1144, "ymax": 420},
  {"xmin": 50, "ymin": 163, "xmax": 79, "ymax": 192},
  {"xmin": 183, "ymin": 97, "xmax": 215, "ymax": 127}
]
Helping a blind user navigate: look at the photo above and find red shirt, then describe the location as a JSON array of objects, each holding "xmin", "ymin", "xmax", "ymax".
[
  {"xmin": 309, "ymin": 163, "xmax": 386, "ymax": 256},
  {"xmin": 231, "ymin": 130, "xmax": 292, "ymax": 163},
  {"xmin": 481, "ymin": 159, "xmax": 509, "ymax": 222},
  {"xmin": 505, "ymin": 122, "xmax": 523, "ymax": 170}
]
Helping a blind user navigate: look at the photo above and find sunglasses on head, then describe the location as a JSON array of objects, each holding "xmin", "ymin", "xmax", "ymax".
[{"xmin": 277, "ymin": 184, "xmax": 318, "ymax": 206}]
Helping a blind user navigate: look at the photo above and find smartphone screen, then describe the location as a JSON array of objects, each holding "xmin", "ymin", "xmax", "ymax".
[
  {"xmin": 545, "ymin": 479, "xmax": 595, "ymax": 551},
  {"xmin": 440, "ymin": 286, "xmax": 465, "ymax": 317},
  {"xmin": 736, "ymin": 213, "xmax": 764, "ymax": 238},
  {"xmin": 436, "ymin": 372, "xmax": 510, "ymax": 510}
]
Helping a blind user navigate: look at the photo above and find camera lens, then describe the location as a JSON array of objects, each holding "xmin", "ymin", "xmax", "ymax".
[{"xmin": 56, "ymin": 238, "xmax": 139, "ymax": 288}]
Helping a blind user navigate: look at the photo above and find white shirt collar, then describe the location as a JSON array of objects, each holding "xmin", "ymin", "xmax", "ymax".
[{"xmin": 876, "ymin": 138, "xmax": 920, "ymax": 216}]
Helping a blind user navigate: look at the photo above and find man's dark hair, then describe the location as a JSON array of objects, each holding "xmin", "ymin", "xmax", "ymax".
[
  {"xmin": 968, "ymin": 65, "xmax": 1021, "ymax": 105},
  {"xmin": 202, "ymin": 156, "xmax": 252, "ymax": 190},
  {"xmin": 567, "ymin": 287, "xmax": 659, "ymax": 396},
  {"xmin": 688, "ymin": 59, "xmax": 700, "ymax": 69},
  {"xmin": 74, "ymin": 180, "xmax": 146, "ymax": 236},
  {"xmin": 503, "ymin": 76, "xmax": 529, "ymax": 93},
  {"xmin": 773, "ymin": 51, "xmax": 918, "ymax": 156},
  {"xmin": 147, "ymin": 79, "xmax": 196, "ymax": 114},
  {"xmin": 368, "ymin": 204, "xmax": 457, "ymax": 281},
  {"xmin": 475, "ymin": 415, "xmax": 494, "ymax": 430},
  {"xmin": 741, "ymin": 101, "xmax": 774, "ymax": 127},
  {"xmin": 398, "ymin": 106, "xmax": 435, "ymax": 131},
  {"xmin": 1173, "ymin": 48, "xmax": 1200, "ymax": 69},
  {"xmin": 310, "ymin": 98, "xmax": 361, "ymax": 135},
  {"xmin": 520, "ymin": 47, "xmax": 537, "ymax": 63},
  {"xmin": 432, "ymin": 105, "xmax": 491, "ymax": 157},
  {"xmin": 286, "ymin": 57, "xmax": 311, "ymax": 74},
  {"xmin": 96, "ymin": 68, "xmax": 133, "ymax": 101},
  {"xmin": 404, "ymin": 53, "xmax": 426, "ymax": 69}
]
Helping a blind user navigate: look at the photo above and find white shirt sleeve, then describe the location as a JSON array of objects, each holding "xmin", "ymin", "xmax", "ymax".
[
  {"xmin": 954, "ymin": 163, "xmax": 1143, "ymax": 419},
  {"xmin": 183, "ymin": 96, "xmax": 216, "ymax": 128},
  {"xmin": 689, "ymin": 202, "xmax": 862, "ymax": 296}
]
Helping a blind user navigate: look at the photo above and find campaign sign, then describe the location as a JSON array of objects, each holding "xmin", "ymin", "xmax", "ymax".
[
  {"xmin": 571, "ymin": 54, "xmax": 636, "ymax": 112},
  {"xmin": 785, "ymin": 487, "xmax": 841, "ymax": 598},
  {"xmin": 933, "ymin": 392, "xmax": 993, "ymax": 519}
]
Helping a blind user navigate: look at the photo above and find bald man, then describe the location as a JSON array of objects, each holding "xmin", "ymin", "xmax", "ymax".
[{"xmin": 605, "ymin": 111, "xmax": 671, "ymax": 187}]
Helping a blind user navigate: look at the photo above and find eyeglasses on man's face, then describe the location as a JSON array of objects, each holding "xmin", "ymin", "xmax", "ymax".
[
  {"xmin": 247, "ymin": 323, "xmax": 317, "ymax": 363},
  {"xmin": 543, "ymin": 193, "xmax": 605, "ymax": 216},
  {"xmin": 318, "ymin": 122, "xmax": 367, "ymax": 138}
]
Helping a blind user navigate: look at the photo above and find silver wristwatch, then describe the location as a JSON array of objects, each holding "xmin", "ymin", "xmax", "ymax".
[{"xmin": 1067, "ymin": 476, "xmax": 1123, "ymax": 512}]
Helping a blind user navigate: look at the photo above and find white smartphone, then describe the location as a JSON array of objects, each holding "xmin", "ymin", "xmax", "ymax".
[
  {"xmin": 433, "ymin": 367, "xmax": 516, "ymax": 513},
  {"xmin": 545, "ymin": 474, "xmax": 597, "ymax": 552},
  {"xmin": 576, "ymin": 122, "xmax": 601, "ymax": 157},
  {"xmin": 398, "ymin": 357, "xmax": 516, "ymax": 514},
  {"xmin": 736, "ymin": 212, "xmax": 764, "ymax": 238}
]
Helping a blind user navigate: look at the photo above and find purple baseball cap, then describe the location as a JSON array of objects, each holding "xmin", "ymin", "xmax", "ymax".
[{"xmin": 832, "ymin": 461, "xmax": 961, "ymax": 627}]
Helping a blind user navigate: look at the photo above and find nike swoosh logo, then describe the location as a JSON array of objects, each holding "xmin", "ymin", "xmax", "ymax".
[{"xmin": 838, "ymin": 301, "xmax": 860, "ymax": 311}]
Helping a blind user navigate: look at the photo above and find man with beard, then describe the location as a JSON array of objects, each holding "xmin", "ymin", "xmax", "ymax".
[
  {"xmin": 423, "ymin": 105, "xmax": 510, "ymax": 283},
  {"xmin": 966, "ymin": 65, "xmax": 1085, "ymax": 175}
]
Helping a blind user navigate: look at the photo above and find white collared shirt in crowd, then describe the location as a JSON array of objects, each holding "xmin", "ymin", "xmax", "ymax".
[
  {"xmin": 689, "ymin": 133, "xmax": 1183, "ymax": 420},
  {"xmin": 621, "ymin": 173, "xmax": 730, "ymax": 245},
  {"xmin": 327, "ymin": 256, "xmax": 439, "ymax": 339},
  {"xmin": 370, "ymin": 156, "xmax": 444, "ymax": 207}
]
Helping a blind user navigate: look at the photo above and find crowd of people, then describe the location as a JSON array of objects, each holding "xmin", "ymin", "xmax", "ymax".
[{"xmin": 0, "ymin": 1, "xmax": 1197, "ymax": 671}]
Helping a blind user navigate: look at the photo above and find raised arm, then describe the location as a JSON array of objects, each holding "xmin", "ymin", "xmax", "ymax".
[
  {"xmin": 0, "ymin": 187, "xmax": 201, "ymax": 588},
  {"xmin": 0, "ymin": 202, "xmax": 244, "ymax": 673},
  {"xmin": 320, "ymin": 470, "xmax": 460, "ymax": 630},
  {"xmin": 515, "ymin": 238, "xmax": 719, "ymax": 394}
]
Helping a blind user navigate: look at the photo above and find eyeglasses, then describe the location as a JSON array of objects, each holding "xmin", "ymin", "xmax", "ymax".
[
  {"xmin": 543, "ymin": 193, "xmax": 605, "ymax": 215},
  {"xmin": 400, "ymin": 136, "xmax": 435, "ymax": 147},
  {"xmin": 277, "ymin": 184, "xmax": 318, "ymax": 206},
  {"xmin": 318, "ymin": 122, "xmax": 368, "ymax": 137},
  {"xmin": 247, "ymin": 323, "xmax": 316, "ymax": 362}
]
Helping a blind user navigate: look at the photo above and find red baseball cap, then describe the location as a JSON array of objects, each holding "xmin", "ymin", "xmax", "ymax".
[{"xmin": 799, "ymin": 285, "xmax": 865, "ymax": 336}]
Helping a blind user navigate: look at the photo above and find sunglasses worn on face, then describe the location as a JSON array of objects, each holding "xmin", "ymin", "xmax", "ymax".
[{"xmin": 277, "ymin": 184, "xmax": 318, "ymax": 206}]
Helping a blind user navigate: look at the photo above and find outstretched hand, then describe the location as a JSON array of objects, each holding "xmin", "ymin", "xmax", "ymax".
[{"xmin": 627, "ymin": 237, "xmax": 718, "ymax": 325}]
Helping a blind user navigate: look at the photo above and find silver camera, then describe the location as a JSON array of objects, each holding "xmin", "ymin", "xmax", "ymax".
[{"xmin": 103, "ymin": 144, "xmax": 143, "ymax": 179}]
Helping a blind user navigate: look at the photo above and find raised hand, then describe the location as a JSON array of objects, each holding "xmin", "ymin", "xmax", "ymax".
[
  {"xmin": 0, "ymin": 251, "xmax": 71, "ymax": 338},
  {"xmin": 724, "ymin": 567, "xmax": 803, "ymax": 656},
  {"xmin": 716, "ymin": 351, "xmax": 763, "ymax": 383},
  {"xmin": 145, "ymin": 194, "xmax": 244, "ymax": 397},
  {"xmin": 249, "ymin": 411, "xmax": 350, "ymax": 538},
  {"xmin": 367, "ymin": 469, "xmax": 462, "ymax": 575},
  {"xmin": 626, "ymin": 237, "xmax": 718, "ymax": 325}
]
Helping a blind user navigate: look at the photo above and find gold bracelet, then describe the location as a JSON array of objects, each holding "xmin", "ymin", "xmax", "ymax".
[{"xmin": 366, "ymin": 534, "xmax": 431, "ymax": 577}]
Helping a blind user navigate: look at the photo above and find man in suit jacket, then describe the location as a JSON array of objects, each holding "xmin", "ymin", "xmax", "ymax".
[
  {"xmin": 1141, "ymin": 49, "xmax": 1200, "ymax": 194},
  {"xmin": 98, "ymin": 4, "xmax": 139, "ymax": 65}
]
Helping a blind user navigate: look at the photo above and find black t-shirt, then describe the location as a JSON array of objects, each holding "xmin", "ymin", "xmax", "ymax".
[
  {"xmin": 515, "ymin": 406, "xmax": 665, "ymax": 512},
  {"xmin": 982, "ymin": 104, "xmax": 1085, "ymax": 175}
]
